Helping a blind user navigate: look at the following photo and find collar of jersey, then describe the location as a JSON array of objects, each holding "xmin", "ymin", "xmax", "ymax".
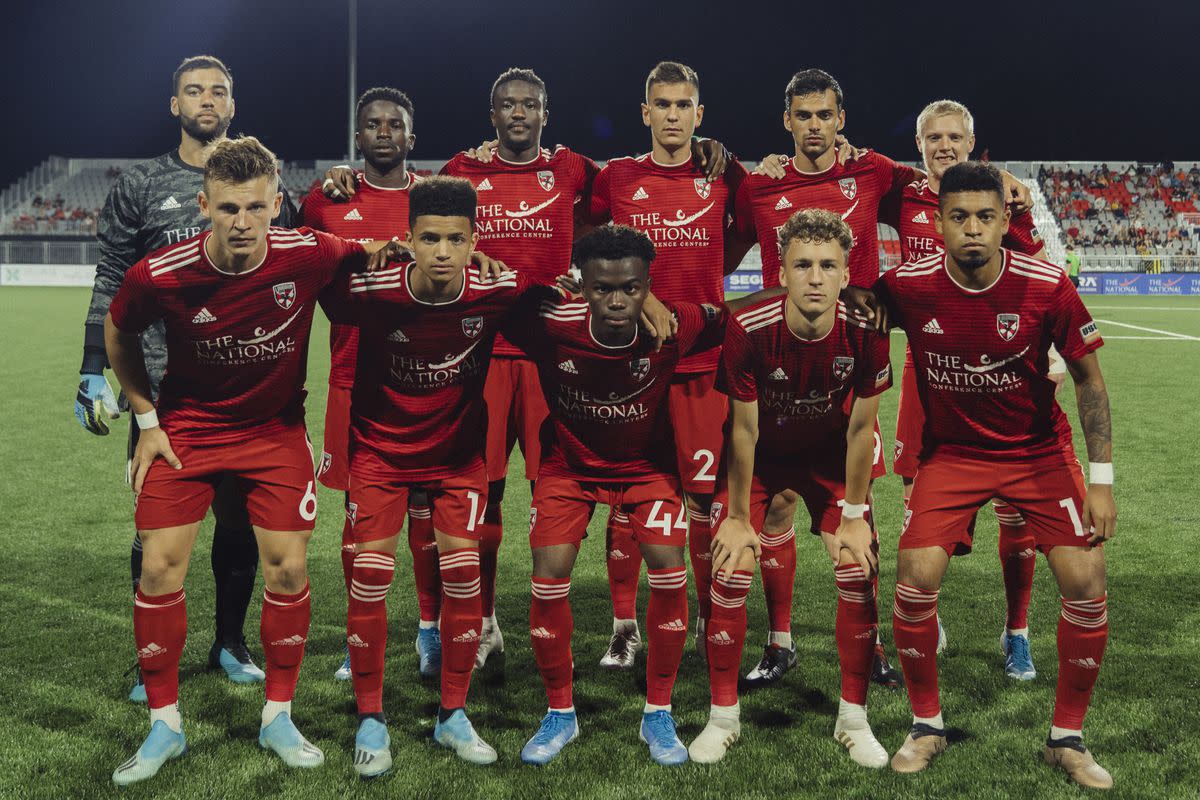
[
  {"xmin": 784, "ymin": 296, "xmax": 838, "ymax": 344},
  {"xmin": 361, "ymin": 171, "xmax": 413, "ymax": 191},
  {"xmin": 496, "ymin": 150, "xmax": 545, "ymax": 167},
  {"xmin": 201, "ymin": 230, "xmax": 269, "ymax": 277},
  {"xmin": 404, "ymin": 263, "xmax": 467, "ymax": 305},
  {"xmin": 587, "ymin": 309, "xmax": 639, "ymax": 350},
  {"xmin": 790, "ymin": 156, "xmax": 837, "ymax": 177},
  {"xmin": 942, "ymin": 248, "xmax": 1008, "ymax": 294}
]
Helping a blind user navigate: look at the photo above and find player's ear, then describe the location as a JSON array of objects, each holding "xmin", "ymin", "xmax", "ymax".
[
  {"xmin": 228, "ymin": 97, "xmax": 235, "ymax": 120},
  {"xmin": 641, "ymin": 103, "xmax": 651, "ymax": 128},
  {"xmin": 837, "ymin": 108, "xmax": 846, "ymax": 133},
  {"xmin": 915, "ymin": 134, "xmax": 922, "ymax": 158},
  {"xmin": 470, "ymin": 230, "xmax": 480, "ymax": 250},
  {"xmin": 489, "ymin": 107, "xmax": 498, "ymax": 129},
  {"xmin": 272, "ymin": 191, "xmax": 283, "ymax": 220},
  {"xmin": 1001, "ymin": 202, "xmax": 1011, "ymax": 235},
  {"xmin": 694, "ymin": 103, "xmax": 704, "ymax": 127},
  {"xmin": 966, "ymin": 134, "xmax": 975, "ymax": 155},
  {"xmin": 934, "ymin": 209, "xmax": 943, "ymax": 236},
  {"xmin": 777, "ymin": 264, "xmax": 787, "ymax": 288},
  {"xmin": 840, "ymin": 264, "xmax": 849, "ymax": 290},
  {"xmin": 783, "ymin": 111, "xmax": 792, "ymax": 133},
  {"xmin": 408, "ymin": 132, "xmax": 416, "ymax": 152},
  {"xmin": 170, "ymin": 95, "xmax": 180, "ymax": 118},
  {"xmin": 197, "ymin": 190, "xmax": 210, "ymax": 219}
]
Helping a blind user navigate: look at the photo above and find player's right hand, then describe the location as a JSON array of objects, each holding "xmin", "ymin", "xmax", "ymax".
[
  {"xmin": 74, "ymin": 373, "xmax": 120, "ymax": 435},
  {"xmin": 711, "ymin": 517, "xmax": 761, "ymax": 579},
  {"xmin": 752, "ymin": 155, "xmax": 788, "ymax": 179},
  {"xmin": 1082, "ymin": 485, "xmax": 1117, "ymax": 545},
  {"xmin": 466, "ymin": 139, "xmax": 499, "ymax": 163},
  {"xmin": 472, "ymin": 251, "xmax": 509, "ymax": 281},
  {"xmin": 828, "ymin": 516, "xmax": 879, "ymax": 577},
  {"xmin": 130, "ymin": 426, "xmax": 182, "ymax": 495},
  {"xmin": 366, "ymin": 239, "xmax": 413, "ymax": 272},
  {"xmin": 323, "ymin": 165, "xmax": 358, "ymax": 200},
  {"xmin": 840, "ymin": 286, "xmax": 888, "ymax": 331}
]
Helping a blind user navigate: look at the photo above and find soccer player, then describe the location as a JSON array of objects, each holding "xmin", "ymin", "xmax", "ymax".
[
  {"xmin": 872, "ymin": 163, "xmax": 1115, "ymax": 790},
  {"xmin": 691, "ymin": 209, "xmax": 891, "ymax": 767},
  {"xmin": 104, "ymin": 137, "xmax": 369, "ymax": 784},
  {"xmin": 507, "ymin": 225, "xmax": 725, "ymax": 766},
  {"xmin": 297, "ymin": 86, "xmax": 441, "ymax": 681},
  {"xmin": 76, "ymin": 55, "xmax": 296, "ymax": 701},
  {"xmin": 589, "ymin": 61, "xmax": 747, "ymax": 667}
]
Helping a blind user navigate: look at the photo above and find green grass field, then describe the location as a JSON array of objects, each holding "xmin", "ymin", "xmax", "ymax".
[{"xmin": 1, "ymin": 288, "xmax": 1198, "ymax": 799}]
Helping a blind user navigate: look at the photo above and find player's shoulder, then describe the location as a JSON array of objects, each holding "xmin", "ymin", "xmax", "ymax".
[
  {"xmin": 467, "ymin": 268, "xmax": 522, "ymax": 296},
  {"xmin": 904, "ymin": 177, "xmax": 931, "ymax": 199},
  {"xmin": 140, "ymin": 234, "xmax": 206, "ymax": 281},
  {"xmin": 601, "ymin": 154, "xmax": 646, "ymax": 175},
  {"xmin": 731, "ymin": 293, "xmax": 785, "ymax": 333},
  {"xmin": 269, "ymin": 225, "xmax": 321, "ymax": 247},
  {"xmin": 835, "ymin": 300, "xmax": 879, "ymax": 333},
  {"xmin": 891, "ymin": 252, "xmax": 943, "ymax": 279},
  {"xmin": 536, "ymin": 294, "xmax": 588, "ymax": 327},
  {"xmin": 1006, "ymin": 249, "xmax": 1065, "ymax": 286}
]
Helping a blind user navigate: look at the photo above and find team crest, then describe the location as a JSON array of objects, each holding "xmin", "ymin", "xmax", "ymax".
[
  {"xmin": 838, "ymin": 177, "xmax": 857, "ymax": 200},
  {"xmin": 694, "ymin": 178, "xmax": 712, "ymax": 200},
  {"xmin": 537, "ymin": 170, "xmax": 555, "ymax": 191},
  {"xmin": 630, "ymin": 357, "xmax": 651, "ymax": 381},
  {"xmin": 832, "ymin": 356, "xmax": 855, "ymax": 381},
  {"xmin": 346, "ymin": 502, "xmax": 358, "ymax": 525},
  {"xmin": 318, "ymin": 452, "xmax": 332, "ymax": 477},
  {"xmin": 709, "ymin": 502, "xmax": 724, "ymax": 528},
  {"xmin": 996, "ymin": 313, "xmax": 1020, "ymax": 341},
  {"xmin": 462, "ymin": 316, "xmax": 484, "ymax": 338},
  {"xmin": 529, "ymin": 507, "xmax": 538, "ymax": 533},
  {"xmin": 272, "ymin": 281, "xmax": 297, "ymax": 310}
]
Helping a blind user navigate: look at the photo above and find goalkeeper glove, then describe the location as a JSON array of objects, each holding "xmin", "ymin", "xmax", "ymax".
[{"xmin": 75, "ymin": 373, "xmax": 120, "ymax": 435}]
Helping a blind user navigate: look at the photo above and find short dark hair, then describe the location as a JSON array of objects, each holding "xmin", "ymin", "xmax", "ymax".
[
  {"xmin": 491, "ymin": 67, "xmax": 547, "ymax": 107},
  {"xmin": 645, "ymin": 61, "xmax": 699, "ymax": 101},
  {"xmin": 784, "ymin": 68, "xmax": 843, "ymax": 112},
  {"xmin": 572, "ymin": 225, "xmax": 656, "ymax": 272},
  {"xmin": 173, "ymin": 55, "xmax": 232, "ymax": 95},
  {"xmin": 778, "ymin": 208, "xmax": 853, "ymax": 254},
  {"xmin": 356, "ymin": 87, "xmax": 414, "ymax": 129},
  {"xmin": 204, "ymin": 135, "xmax": 278, "ymax": 189},
  {"xmin": 938, "ymin": 162, "xmax": 1005, "ymax": 207},
  {"xmin": 408, "ymin": 176, "xmax": 477, "ymax": 228}
]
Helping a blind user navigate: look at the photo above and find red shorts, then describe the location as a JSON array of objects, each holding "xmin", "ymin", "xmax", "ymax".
[
  {"xmin": 893, "ymin": 348, "xmax": 923, "ymax": 478},
  {"xmin": 349, "ymin": 465, "xmax": 488, "ymax": 544},
  {"xmin": 530, "ymin": 473, "xmax": 688, "ymax": 549},
  {"xmin": 318, "ymin": 384, "xmax": 352, "ymax": 491},
  {"xmin": 485, "ymin": 357, "xmax": 548, "ymax": 482},
  {"xmin": 711, "ymin": 457, "xmax": 877, "ymax": 536},
  {"xmin": 668, "ymin": 372, "xmax": 728, "ymax": 495},
  {"xmin": 135, "ymin": 427, "xmax": 317, "ymax": 532},
  {"xmin": 902, "ymin": 447, "xmax": 1089, "ymax": 556}
]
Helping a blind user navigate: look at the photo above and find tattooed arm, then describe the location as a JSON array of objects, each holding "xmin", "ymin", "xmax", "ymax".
[{"xmin": 1066, "ymin": 352, "xmax": 1116, "ymax": 544}]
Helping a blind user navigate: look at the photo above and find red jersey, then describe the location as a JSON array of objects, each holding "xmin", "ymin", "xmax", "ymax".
[
  {"xmin": 108, "ymin": 228, "xmax": 365, "ymax": 445},
  {"xmin": 589, "ymin": 153, "xmax": 747, "ymax": 373},
  {"xmin": 338, "ymin": 266, "xmax": 548, "ymax": 481},
  {"xmin": 874, "ymin": 249, "xmax": 1103, "ymax": 461},
  {"xmin": 722, "ymin": 297, "xmax": 892, "ymax": 464},
  {"xmin": 734, "ymin": 152, "xmax": 919, "ymax": 289},
  {"xmin": 299, "ymin": 171, "xmax": 418, "ymax": 388},
  {"xmin": 889, "ymin": 178, "xmax": 1044, "ymax": 262},
  {"xmin": 508, "ymin": 300, "xmax": 726, "ymax": 481},
  {"xmin": 442, "ymin": 146, "xmax": 598, "ymax": 357}
]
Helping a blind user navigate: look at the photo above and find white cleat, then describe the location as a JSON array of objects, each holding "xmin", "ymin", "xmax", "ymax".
[
  {"xmin": 474, "ymin": 617, "xmax": 504, "ymax": 669},
  {"xmin": 834, "ymin": 715, "xmax": 889, "ymax": 769},
  {"xmin": 688, "ymin": 717, "xmax": 741, "ymax": 764},
  {"xmin": 111, "ymin": 721, "xmax": 186, "ymax": 785}
]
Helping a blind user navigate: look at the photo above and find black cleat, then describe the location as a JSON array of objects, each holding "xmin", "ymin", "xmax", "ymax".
[
  {"xmin": 743, "ymin": 644, "xmax": 797, "ymax": 687},
  {"xmin": 870, "ymin": 643, "xmax": 903, "ymax": 689}
]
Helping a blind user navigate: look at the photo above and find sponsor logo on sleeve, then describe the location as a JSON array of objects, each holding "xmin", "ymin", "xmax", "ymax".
[{"xmin": 1079, "ymin": 320, "xmax": 1100, "ymax": 342}]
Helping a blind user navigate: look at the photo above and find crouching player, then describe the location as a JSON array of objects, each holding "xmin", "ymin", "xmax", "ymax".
[{"xmin": 692, "ymin": 209, "xmax": 892, "ymax": 767}]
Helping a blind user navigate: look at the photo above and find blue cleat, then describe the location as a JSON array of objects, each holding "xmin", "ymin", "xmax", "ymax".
[
  {"xmin": 111, "ymin": 720, "xmax": 186, "ymax": 785},
  {"xmin": 1002, "ymin": 630, "xmax": 1036, "ymax": 680},
  {"xmin": 416, "ymin": 626, "xmax": 442, "ymax": 679},
  {"xmin": 259, "ymin": 712, "xmax": 325, "ymax": 768},
  {"xmin": 209, "ymin": 641, "xmax": 265, "ymax": 684},
  {"xmin": 334, "ymin": 650, "xmax": 352, "ymax": 682},
  {"xmin": 433, "ymin": 709, "xmax": 496, "ymax": 765},
  {"xmin": 128, "ymin": 667, "xmax": 147, "ymax": 703},
  {"xmin": 639, "ymin": 710, "xmax": 688, "ymax": 765},
  {"xmin": 353, "ymin": 717, "xmax": 392, "ymax": 778},
  {"xmin": 521, "ymin": 710, "xmax": 580, "ymax": 765}
]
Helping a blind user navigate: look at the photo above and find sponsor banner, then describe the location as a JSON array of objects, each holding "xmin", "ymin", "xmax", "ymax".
[
  {"xmin": 1, "ymin": 263, "xmax": 96, "ymax": 286},
  {"xmin": 724, "ymin": 269, "xmax": 763, "ymax": 294},
  {"xmin": 1076, "ymin": 273, "xmax": 1200, "ymax": 295}
]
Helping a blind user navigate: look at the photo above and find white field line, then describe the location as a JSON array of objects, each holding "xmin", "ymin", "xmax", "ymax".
[
  {"xmin": 1087, "ymin": 305, "xmax": 1200, "ymax": 311},
  {"xmin": 1095, "ymin": 319, "xmax": 1200, "ymax": 341},
  {"xmin": 1104, "ymin": 335, "xmax": 1197, "ymax": 340}
]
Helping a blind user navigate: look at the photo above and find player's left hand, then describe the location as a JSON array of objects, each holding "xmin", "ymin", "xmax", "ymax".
[
  {"xmin": 711, "ymin": 517, "xmax": 761, "ymax": 579},
  {"xmin": 691, "ymin": 138, "xmax": 728, "ymax": 183},
  {"xmin": 640, "ymin": 293, "xmax": 678, "ymax": 351},
  {"xmin": 835, "ymin": 134, "xmax": 868, "ymax": 165},
  {"xmin": 130, "ymin": 426, "xmax": 182, "ymax": 495},
  {"xmin": 1082, "ymin": 485, "xmax": 1116, "ymax": 545},
  {"xmin": 365, "ymin": 239, "xmax": 412, "ymax": 272},
  {"xmin": 467, "ymin": 139, "xmax": 499, "ymax": 163},
  {"xmin": 753, "ymin": 155, "xmax": 788, "ymax": 179},
  {"xmin": 555, "ymin": 269, "xmax": 582, "ymax": 297},
  {"xmin": 1000, "ymin": 170, "xmax": 1033, "ymax": 215},
  {"xmin": 472, "ymin": 251, "xmax": 509, "ymax": 281},
  {"xmin": 828, "ymin": 516, "xmax": 878, "ymax": 577},
  {"xmin": 323, "ymin": 165, "xmax": 358, "ymax": 200}
]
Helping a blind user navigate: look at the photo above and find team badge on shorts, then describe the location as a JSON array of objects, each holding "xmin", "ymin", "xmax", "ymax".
[
  {"xmin": 832, "ymin": 356, "xmax": 855, "ymax": 381},
  {"xmin": 996, "ymin": 313, "xmax": 1020, "ymax": 341},
  {"xmin": 537, "ymin": 170, "xmax": 555, "ymax": 191},
  {"xmin": 318, "ymin": 451, "xmax": 332, "ymax": 476},
  {"xmin": 346, "ymin": 502, "xmax": 358, "ymax": 525},
  {"xmin": 709, "ymin": 501, "xmax": 724, "ymax": 527},
  {"xmin": 462, "ymin": 316, "xmax": 484, "ymax": 338},
  {"xmin": 630, "ymin": 357, "xmax": 651, "ymax": 381},
  {"xmin": 694, "ymin": 178, "xmax": 712, "ymax": 200},
  {"xmin": 272, "ymin": 282, "xmax": 297, "ymax": 310},
  {"xmin": 528, "ymin": 507, "xmax": 538, "ymax": 532},
  {"xmin": 838, "ymin": 177, "xmax": 857, "ymax": 200}
]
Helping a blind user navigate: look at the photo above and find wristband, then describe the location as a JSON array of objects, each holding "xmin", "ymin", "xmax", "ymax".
[
  {"xmin": 1088, "ymin": 462, "xmax": 1113, "ymax": 485},
  {"xmin": 321, "ymin": 177, "xmax": 335, "ymax": 190},
  {"xmin": 135, "ymin": 409, "xmax": 160, "ymax": 430},
  {"xmin": 841, "ymin": 501, "xmax": 869, "ymax": 519}
]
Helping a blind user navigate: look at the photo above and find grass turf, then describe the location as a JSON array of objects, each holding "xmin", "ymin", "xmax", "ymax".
[{"xmin": 0, "ymin": 288, "xmax": 1197, "ymax": 799}]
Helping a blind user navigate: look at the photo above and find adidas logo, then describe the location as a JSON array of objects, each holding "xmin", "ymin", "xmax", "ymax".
[
  {"xmin": 386, "ymin": 329, "xmax": 409, "ymax": 343},
  {"xmin": 531, "ymin": 626, "xmax": 556, "ymax": 639},
  {"xmin": 854, "ymin": 630, "xmax": 874, "ymax": 639},
  {"xmin": 774, "ymin": 195, "xmax": 792, "ymax": 211},
  {"xmin": 271, "ymin": 635, "xmax": 306, "ymax": 646},
  {"xmin": 912, "ymin": 210, "xmax": 929, "ymax": 224},
  {"xmin": 343, "ymin": 208, "xmax": 363, "ymax": 221},
  {"xmin": 761, "ymin": 557, "xmax": 783, "ymax": 569},
  {"xmin": 632, "ymin": 186, "xmax": 649, "ymax": 201},
  {"xmin": 477, "ymin": 178, "xmax": 494, "ymax": 191},
  {"xmin": 453, "ymin": 628, "xmax": 481, "ymax": 643},
  {"xmin": 658, "ymin": 618, "xmax": 686, "ymax": 632},
  {"xmin": 558, "ymin": 359, "xmax": 579, "ymax": 374},
  {"xmin": 347, "ymin": 634, "xmax": 368, "ymax": 648},
  {"xmin": 922, "ymin": 318, "xmax": 945, "ymax": 335},
  {"xmin": 159, "ymin": 196, "xmax": 181, "ymax": 211},
  {"xmin": 608, "ymin": 549, "xmax": 629, "ymax": 561},
  {"xmin": 695, "ymin": 552, "xmax": 712, "ymax": 561},
  {"xmin": 707, "ymin": 630, "xmax": 734, "ymax": 646},
  {"xmin": 136, "ymin": 642, "xmax": 166, "ymax": 659},
  {"xmin": 768, "ymin": 367, "xmax": 788, "ymax": 381},
  {"xmin": 192, "ymin": 307, "xmax": 217, "ymax": 324},
  {"xmin": 898, "ymin": 647, "xmax": 925, "ymax": 659},
  {"xmin": 1069, "ymin": 657, "xmax": 1100, "ymax": 670}
]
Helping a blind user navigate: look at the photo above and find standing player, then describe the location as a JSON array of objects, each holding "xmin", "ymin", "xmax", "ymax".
[
  {"xmin": 508, "ymin": 226, "xmax": 725, "ymax": 766},
  {"xmin": 692, "ymin": 210, "xmax": 891, "ymax": 767},
  {"xmin": 104, "ymin": 137, "xmax": 368, "ymax": 784},
  {"xmin": 589, "ymin": 62, "xmax": 747, "ymax": 664},
  {"xmin": 75, "ymin": 55, "xmax": 296, "ymax": 701},
  {"xmin": 873, "ymin": 163, "xmax": 1115, "ymax": 790}
]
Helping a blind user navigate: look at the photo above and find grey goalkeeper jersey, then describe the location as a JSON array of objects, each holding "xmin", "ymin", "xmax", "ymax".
[{"xmin": 83, "ymin": 149, "xmax": 296, "ymax": 392}]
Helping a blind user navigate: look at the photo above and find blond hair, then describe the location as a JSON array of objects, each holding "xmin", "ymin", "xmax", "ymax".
[
  {"xmin": 916, "ymin": 99, "xmax": 975, "ymax": 137},
  {"xmin": 778, "ymin": 208, "xmax": 853, "ymax": 254},
  {"xmin": 203, "ymin": 135, "xmax": 278, "ymax": 188}
]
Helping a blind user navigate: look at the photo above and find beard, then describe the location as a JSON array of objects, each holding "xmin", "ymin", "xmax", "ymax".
[{"xmin": 180, "ymin": 112, "xmax": 232, "ymax": 144}]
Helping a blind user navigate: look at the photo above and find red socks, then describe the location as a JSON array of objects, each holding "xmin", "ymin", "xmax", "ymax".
[
  {"xmin": 646, "ymin": 567, "xmax": 688, "ymax": 706},
  {"xmin": 706, "ymin": 569, "xmax": 752, "ymax": 706},
  {"xmin": 407, "ymin": 504, "xmax": 440, "ymax": 625},
  {"xmin": 688, "ymin": 516, "xmax": 713, "ymax": 624},
  {"xmin": 893, "ymin": 582, "xmax": 941, "ymax": 718},
  {"xmin": 994, "ymin": 500, "xmax": 1036, "ymax": 631},
  {"xmin": 606, "ymin": 510, "xmax": 642, "ymax": 620},
  {"xmin": 834, "ymin": 564, "xmax": 878, "ymax": 706},
  {"xmin": 261, "ymin": 584, "xmax": 311, "ymax": 703},
  {"xmin": 530, "ymin": 577, "xmax": 574, "ymax": 708},
  {"xmin": 340, "ymin": 511, "xmax": 355, "ymax": 594},
  {"xmin": 759, "ymin": 527, "xmax": 797, "ymax": 636},
  {"xmin": 439, "ymin": 548, "xmax": 481, "ymax": 709},
  {"xmin": 478, "ymin": 511, "xmax": 503, "ymax": 619},
  {"xmin": 1054, "ymin": 594, "xmax": 1108, "ymax": 729},
  {"xmin": 346, "ymin": 551, "xmax": 395, "ymax": 714},
  {"xmin": 134, "ymin": 588, "xmax": 186, "ymax": 709}
]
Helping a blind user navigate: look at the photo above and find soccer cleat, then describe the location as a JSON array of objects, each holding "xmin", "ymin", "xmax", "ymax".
[
  {"xmin": 834, "ymin": 716, "xmax": 889, "ymax": 769},
  {"xmin": 434, "ymin": 709, "xmax": 497, "ymax": 765},
  {"xmin": 352, "ymin": 717, "xmax": 392, "ymax": 778},
  {"xmin": 687, "ymin": 717, "xmax": 740, "ymax": 764},
  {"xmin": 258, "ymin": 712, "xmax": 325, "ymax": 768},
  {"xmin": 416, "ymin": 626, "xmax": 442, "ymax": 679},
  {"xmin": 694, "ymin": 617, "xmax": 707, "ymax": 665},
  {"xmin": 334, "ymin": 650, "xmax": 352, "ymax": 682},
  {"xmin": 639, "ymin": 710, "xmax": 689, "ymax": 765},
  {"xmin": 890, "ymin": 723, "xmax": 948, "ymax": 773},
  {"xmin": 870, "ymin": 643, "xmax": 903, "ymax": 689},
  {"xmin": 111, "ymin": 720, "xmax": 186, "ymax": 785},
  {"xmin": 520, "ymin": 710, "xmax": 580, "ymax": 765},
  {"xmin": 1044, "ymin": 736, "xmax": 1113, "ymax": 790},
  {"xmin": 208, "ymin": 641, "xmax": 265, "ymax": 684},
  {"xmin": 474, "ymin": 618, "xmax": 504, "ymax": 669},
  {"xmin": 600, "ymin": 625, "xmax": 642, "ymax": 669},
  {"xmin": 1001, "ymin": 630, "xmax": 1036, "ymax": 680},
  {"xmin": 937, "ymin": 617, "xmax": 948, "ymax": 654},
  {"xmin": 743, "ymin": 643, "xmax": 796, "ymax": 687},
  {"xmin": 128, "ymin": 666, "xmax": 148, "ymax": 703}
]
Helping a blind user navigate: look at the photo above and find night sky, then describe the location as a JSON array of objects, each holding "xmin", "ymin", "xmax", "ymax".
[{"xmin": 3, "ymin": 0, "xmax": 1193, "ymax": 188}]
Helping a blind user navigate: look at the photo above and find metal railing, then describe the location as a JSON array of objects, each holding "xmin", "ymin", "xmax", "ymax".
[
  {"xmin": 1080, "ymin": 254, "xmax": 1200, "ymax": 272},
  {"xmin": 0, "ymin": 239, "xmax": 100, "ymax": 265}
]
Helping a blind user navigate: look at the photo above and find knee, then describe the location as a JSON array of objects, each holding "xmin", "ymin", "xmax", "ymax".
[
  {"xmin": 139, "ymin": 550, "xmax": 187, "ymax": 593},
  {"xmin": 641, "ymin": 544, "xmax": 686, "ymax": 571},
  {"xmin": 686, "ymin": 494, "xmax": 711, "ymax": 517},
  {"xmin": 260, "ymin": 555, "xmax": 308, "ymax": 594}
]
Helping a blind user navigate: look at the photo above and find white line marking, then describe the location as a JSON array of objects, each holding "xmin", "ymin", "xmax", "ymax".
[
  {"xmin": 1087, "ymin": 305, "xmax": 1200, "ymax": 311},
  {"xmin": 1104, "ymin": 335, "xmax": 1197, "ymax": 340},
  {"xmin": 1095, "ymin": 319, "xmax": 1200, "ymax": 341}
]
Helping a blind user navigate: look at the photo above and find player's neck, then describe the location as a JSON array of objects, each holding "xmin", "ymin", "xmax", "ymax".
[
  {"xmin": 497, "ymin": 139, "xmax": 540, "ymax": 164},
  {"xmin": 178, "ymin": 131, "xmax": 222, "ymax": 169},
  {"xmin": 926, "ymin": 172, "xmax": 942, "ymax": 194},
  {"xmin": 791, "ymin": 147, "xmax": 836, "ymax": 174},
  {"xmin": 588, "ymin": 317, "xmax": 637, "ymax": 349},
  {"xmin": 204, "ymin": 234, "xmax": 266, "ymax": 275},
  {"xmin": 784, "ymin": 299, "xmax": 835, "ymax": 341},
  {"xmin": 362, "ymin": 160, "xmax": 411, "ymax": 189},
  {"xmin": 946, "ymin": 251, "xmax": 1004, "ymax": 290},
  {"xmin": 408, "ymin": 263, "xmax": 465, "ymax": 303},
  {"xmin": 650, "ymin": 139, "xmax": 690, "ymax": 167}
]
